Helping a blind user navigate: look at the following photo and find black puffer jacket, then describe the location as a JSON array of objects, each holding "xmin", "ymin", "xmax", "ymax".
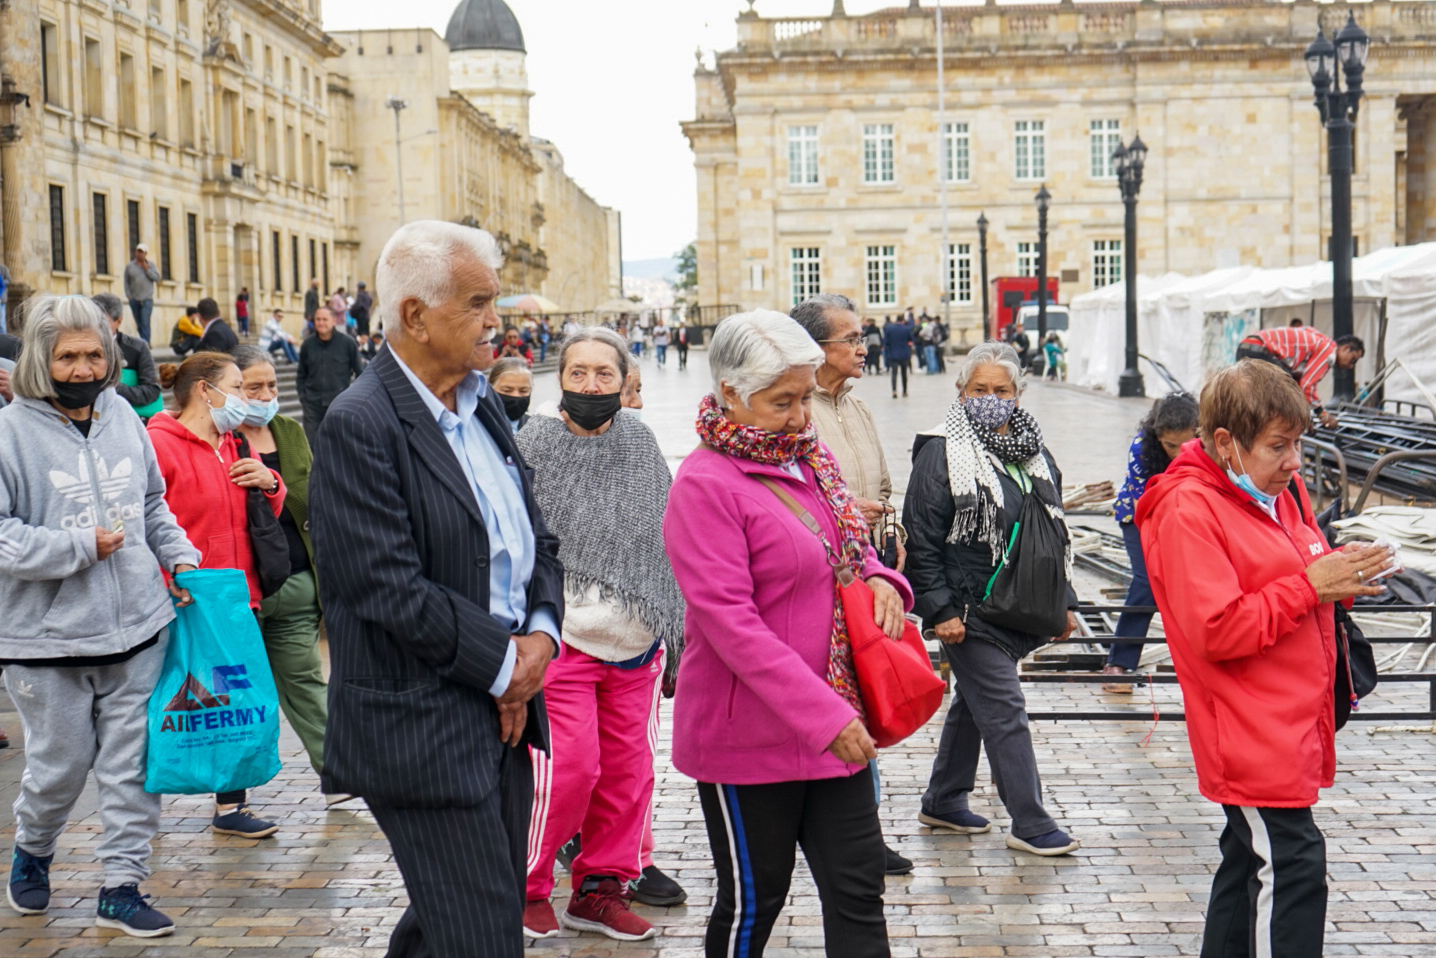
[{"xmin": 902, "ymin": 436, "xmax": 1076, "ymax": 661}]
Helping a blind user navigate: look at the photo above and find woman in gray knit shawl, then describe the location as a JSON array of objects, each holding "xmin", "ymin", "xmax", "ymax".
[{"xmin": 514, "ymin": 327, "xmax": 688, "ymax": 940}]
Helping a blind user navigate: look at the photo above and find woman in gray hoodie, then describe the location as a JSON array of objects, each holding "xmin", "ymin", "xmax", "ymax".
[{"xmin": 0, "ymin": 295, "xmax": 200, "ymax": 938}]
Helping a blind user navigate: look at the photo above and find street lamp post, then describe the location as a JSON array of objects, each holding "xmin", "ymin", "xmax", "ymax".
[
  {"xmin": 978, "ymin": 212, "xmax": 991, "ymax": 341},
  {"xmin": 1115, "ymin": 135, "xmax": 1148, "ymax": 398},
  {"xmin": 1306, "ymin": 13, "xmax": 1369, "ymax": 402},
  {"xmin": 1035, "ymin": 186, "xmax": 1051, "ymax": 344},
  {"xmin": 387, "ymin": 96, "xmax": 409, "ymax": 227}
]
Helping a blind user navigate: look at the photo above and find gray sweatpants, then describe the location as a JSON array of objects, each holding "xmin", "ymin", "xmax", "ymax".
[
  {"xmin": 5, "ymin": 632, "xmax": 167, "ymax": 887},
  {"xmin": 921, "ymin": 635, "xmax": 1059, "ymax": 840}
]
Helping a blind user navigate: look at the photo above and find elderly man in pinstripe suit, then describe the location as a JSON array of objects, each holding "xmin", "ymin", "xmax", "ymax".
[{"xmin": 309, "ymin": 221, "xmax": 564, "ymax": 958}]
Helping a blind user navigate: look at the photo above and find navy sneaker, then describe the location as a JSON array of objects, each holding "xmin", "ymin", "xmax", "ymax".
[
  {"xmin": 1006, "ymin": 829, "xmax": 1080, "ymax": 856},
  {"xmin": 211, "ymin": 804, "xmax": 279, "ymax": 839},
  {"xmin": 917, "ymin": 808, "xmax": 992, "ymax": 834},
  {"xmin": 96, "ymin": 883, "xmax": 175, "ymax": 937},
  {"xmin": 7, "ymin": 846, "xmax": 52, "ymax": 915}
]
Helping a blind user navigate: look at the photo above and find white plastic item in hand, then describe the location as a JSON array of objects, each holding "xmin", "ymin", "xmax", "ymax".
[{"xmin": 1366, "ymin": 536, "xmax": 1404, "ymax": 583}]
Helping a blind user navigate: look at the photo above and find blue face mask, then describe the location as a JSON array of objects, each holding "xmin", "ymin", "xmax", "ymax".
[
  {"xmin": 205, "ymin": 383, "xmax": 250, "ymax": 434},
  {"xmin": 964, "ymin": 393, "xmax": 1017, "ymax": 430},
  {"xmin": 243, "ymin": 397, "xmax": 279, "ymax": 427},
  {"xmin": 1226, "ymin": 446, "xmax": 1278, "ymax": 507}
]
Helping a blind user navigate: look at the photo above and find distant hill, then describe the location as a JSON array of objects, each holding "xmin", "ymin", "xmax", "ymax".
[{"xmin": 624, "ymin": 257, "xmax": 679, "ymax": 282}]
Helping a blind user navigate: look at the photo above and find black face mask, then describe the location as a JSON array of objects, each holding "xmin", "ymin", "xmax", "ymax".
[
  {"xmin": 500, "ymin": 393, "xmax": 531, "ymax": 422},
  {"xmin": 560, "ymin": 390, "xmax": 622, "ymax": 431},
  {"xmin": 52, "ymin": 378, "xmax": 106, "ymax": 411}
]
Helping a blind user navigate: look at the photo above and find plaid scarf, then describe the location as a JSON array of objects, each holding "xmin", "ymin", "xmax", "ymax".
[{"xmin": 696, "ymin": 394, "xmax": 868, "ymax": 716}]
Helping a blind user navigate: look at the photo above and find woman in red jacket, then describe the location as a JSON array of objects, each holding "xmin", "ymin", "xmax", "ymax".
[
  {"xmin": 1137, "ymin": 360, "xmax": 1393, "ymax": 958},
  {"xmin": 149, "ymin": 351, "xmax": 287, "ymax": 840}
]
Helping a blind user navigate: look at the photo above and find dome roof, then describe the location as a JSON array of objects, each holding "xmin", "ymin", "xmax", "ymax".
[{"xmin": 445, "ymin": 0, "xmax": 525, "ymax": 53}]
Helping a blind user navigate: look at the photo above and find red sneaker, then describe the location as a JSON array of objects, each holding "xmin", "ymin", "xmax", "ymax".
[
  {"xmin": 561, "ymin": 877, "xmax": 657, "ymax": 941},
  {"xmin": 523, "ymin": 898, "xmax": 559, "ymax": 939}
]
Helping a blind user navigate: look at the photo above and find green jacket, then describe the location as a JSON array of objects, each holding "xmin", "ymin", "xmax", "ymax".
[{"xmin": 270, "ymin": 414, "xmax": 315, "ymax": 565}]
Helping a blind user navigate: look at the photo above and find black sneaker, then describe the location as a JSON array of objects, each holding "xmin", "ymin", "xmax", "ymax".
[
  {"xmin": 884, "ymin": 845, "xmax": 914, "ymax": 876},
  {"xmin": 628, "ymin": 864, "xmax": 687, "ymax": 906},
  {"xmin": 556, "ymin": 834, "xmax": 581, "ymax": 870},
  {"xmin": 96, "ymin": 883, "xmax": 175, "ymax": 937},
  {"xmin": 211, "ymin": 804, "xmax": 279, "ymax": 839},
  {"xmin": 7, "ymin": 847, "xmax": 51, "ymax": 915}
]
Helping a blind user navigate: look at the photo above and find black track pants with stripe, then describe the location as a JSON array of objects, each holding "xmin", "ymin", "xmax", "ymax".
[
  {"xmin": 1201, "ymin": 804, "xmax": 1328, "ymax": 958},
  {"xmin": 696, "ymin": 768, "xmax": 889, "ymax": 958}
]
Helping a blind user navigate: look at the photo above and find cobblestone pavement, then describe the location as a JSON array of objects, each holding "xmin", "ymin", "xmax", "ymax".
[{"xmin": 2, "ymin": 355, "xmax": 1433, "ymax": 957}]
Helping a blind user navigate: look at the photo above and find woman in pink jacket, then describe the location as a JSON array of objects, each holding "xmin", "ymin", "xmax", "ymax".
[{"xmin": 664, "ymin": 310, "xmax": 914, "ymax": 958}]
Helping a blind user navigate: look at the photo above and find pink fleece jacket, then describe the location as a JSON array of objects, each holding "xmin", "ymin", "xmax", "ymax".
[{"xmin": 663, "ymin": 445, "xmax": 915, "ymax": 786}]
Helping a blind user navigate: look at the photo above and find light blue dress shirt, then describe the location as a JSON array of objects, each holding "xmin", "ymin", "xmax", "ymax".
[{"xmin": 391, "ymin": 350, "xmax": 559, "ymax": 697}]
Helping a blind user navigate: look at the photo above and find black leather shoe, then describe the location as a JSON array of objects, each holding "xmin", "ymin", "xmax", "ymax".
[
  {"xmin": 884, "ymin": 845, "xmax": 914, "ymax": 876},
  {"xmin": 627, "ymin": 864, "xmax": 687, "ymax": 906}
]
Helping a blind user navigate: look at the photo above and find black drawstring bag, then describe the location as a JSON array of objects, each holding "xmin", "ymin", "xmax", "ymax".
[
  {"xmin": 975, "ymin": 494, "xmax": 1070, "ymax": 636},
  {"xmin": 235, "ymin": 434, "xmax": 291, "ymax": 599}
]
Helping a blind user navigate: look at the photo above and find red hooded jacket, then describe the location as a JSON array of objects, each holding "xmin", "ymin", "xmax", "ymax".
[
  {"xmin": 147, "ymin": 412, "xmax": 286, "ymax": 609},
  {"xmin": 1136, "ymin": 439, "xmax": 1336, "ymax": 808}
]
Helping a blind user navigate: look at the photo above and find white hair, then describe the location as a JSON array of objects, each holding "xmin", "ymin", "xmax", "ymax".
[
  {"xmin": 376, "ymin": 220, "xmax": 504, "ymax": 338},
  {"xmin": 13, "ymin": 295, "xmax": 122, "ymax": 399},
  {"xmin": 956, "ymin": 340, "xmax": 1026, "ymax": 394},
  {"xmin": 708, "ymin": 309, "xmax": 825, "ymax": 407}
]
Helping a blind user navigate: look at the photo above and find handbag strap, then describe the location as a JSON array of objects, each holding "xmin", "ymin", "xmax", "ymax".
[{"xmin": 753, "ymin": 475, "xmax": 857, "ymax": 586}]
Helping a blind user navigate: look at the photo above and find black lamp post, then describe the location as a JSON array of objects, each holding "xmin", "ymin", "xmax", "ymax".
[
  {"xmin": 1035, "ymin": 186, "xmax": 1051, "ymax": 344},
  {"xmin": 977, "ymin": 212, "xmax": 991, "ymax": 341},
  {"xmin": 1115, "ymin": 135, "xmax": 1148, "ymax": 398},
  {"xmin": 1306, "ymin": 13, "xmax": 1369, "ymax": 402}
]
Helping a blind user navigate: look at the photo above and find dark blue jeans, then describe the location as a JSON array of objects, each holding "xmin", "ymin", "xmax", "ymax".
[
  {"xmin": 1108, "ymin": 521, "xmax": 1153, "ymax": 671},
  {"xmin": 128, "ymin": 298, "xmax": 153, "ymax": 344}
]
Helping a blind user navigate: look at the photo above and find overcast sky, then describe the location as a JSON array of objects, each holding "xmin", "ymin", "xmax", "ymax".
[{"xmin": 325, "ymin": 0, "xmax": 918, "ymax": 262}]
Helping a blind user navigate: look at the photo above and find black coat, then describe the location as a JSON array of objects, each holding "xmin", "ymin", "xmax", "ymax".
[
  {"xmin": 197, "ymin": 319, "xmax": 239, "ymax": 355},
  {"xmin": 902, "ymin": 436, "xmax": 1074, "ymax": 661},
  {"xmin": 308, "ymin": 347, "xmax": 564, "ymax": 806},
  {"xmin": 297, "ymin": 333, "xmax": 364, "ymax": 409}
]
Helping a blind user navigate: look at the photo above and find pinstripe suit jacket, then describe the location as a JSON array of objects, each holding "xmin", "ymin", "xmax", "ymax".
[{"xmin": 309, "ymin": 347, "xmax": 563, "ymax": 806}]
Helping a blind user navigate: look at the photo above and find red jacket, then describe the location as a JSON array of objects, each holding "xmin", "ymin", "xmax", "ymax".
[
  {"xmin": 1136, "ymin": 440, "xmax": 1336, "ymax": 808},
  {"xmin": 147, "ymin": 413, "xmax": 286, "ymax": 609}
]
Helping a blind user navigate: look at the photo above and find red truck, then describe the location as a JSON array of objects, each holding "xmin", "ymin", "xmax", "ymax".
[{"xmin": 991, "ymin": 276, "xmax": 1060, "ymax": 341}]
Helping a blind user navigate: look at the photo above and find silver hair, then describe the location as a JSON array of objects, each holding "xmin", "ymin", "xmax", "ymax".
[
  {"xmin": 377, "ymin": 220, "xmax": 505, "ymax": 339},
  {"xmin": 13, "ymin": 295, "xmax": 122, "ymax": 399},
  {"xmin": 708, "ymin": 309, "xmax": 825, "ymax": 407},
  {"xmin": 558, "ymin": 326, "xmax": 630, "ymax": 382},
  {"xmin": 91, "ymin": 292, "xmax": 125, "ymax": 322},
  {"xmin": 955, "ymin": 340, "xmax": 1026, "ymax": 394},
  {"xmin": 789, "ymin": 293, "xmax": 858, "ymax": 344},
  {"xmin": 487, "ymin": 356, "xmax": 534, "ymax": 386},
  {"xmin": 232, "ymin": 345, "xmax": 276, "ymax": 373}
]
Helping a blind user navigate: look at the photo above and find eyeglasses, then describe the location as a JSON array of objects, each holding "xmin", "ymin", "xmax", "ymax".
[{"xmin": 819, "ymin": 337, "xmax": 865, "ymax": 349}]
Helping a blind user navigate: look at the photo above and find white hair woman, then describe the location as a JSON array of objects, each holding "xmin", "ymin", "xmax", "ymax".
[
  {"xmin": 664, "ymin": 309, "xmax": 914, "ymax": 958},
  {"xmin": 902, "ymin": 341, "xmax": 1081, "ymax": 857},
  {"xmin": 0, "ymin": 295, "xmax": 199, "ymax": 937}
]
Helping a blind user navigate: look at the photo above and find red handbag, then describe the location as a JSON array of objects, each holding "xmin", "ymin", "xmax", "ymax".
[{"xmin": 756, "ymin": 478, "xmax": 946, "ymax": 749}]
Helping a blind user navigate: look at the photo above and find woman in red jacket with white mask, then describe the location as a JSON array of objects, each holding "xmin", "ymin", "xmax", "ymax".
[
  {"xmin": 1137, "ymin": 359, "xmax": 1394, "ymax": 958},
  {"xmin": 148, "ymin": 351, "xmax": 286, "ymax": 840}
]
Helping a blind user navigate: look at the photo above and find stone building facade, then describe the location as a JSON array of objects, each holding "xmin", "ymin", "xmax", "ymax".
[{"xmin": 685, "ymin": 0, "xmax": 1436, "ymax": 340}]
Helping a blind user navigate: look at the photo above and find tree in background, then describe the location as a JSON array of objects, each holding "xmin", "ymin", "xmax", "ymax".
[{"xmin": 674, "ymin": 243, "xmax": 698, "ymax": 319}]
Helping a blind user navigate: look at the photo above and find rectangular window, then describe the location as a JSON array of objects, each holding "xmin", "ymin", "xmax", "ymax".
[
  {"xmin": 126, "ymin": 199, "xmax": 141, "ymax": 255},
  {"xmin": 862, "ymin": 124, "xmax": 896, "ymax": 184},
  {"xmin": 178, "ymin": 79, "xmax": 195, "ymax": 146},
  {"xmin": 1093, "ymin": 239, "xmax": 1123, "ymax": 288},
  {"xmin": 942, "ymin": 122, "xmax": 970, "ymax": 183},
  {"xmin": 243, "ymin": 33, "xmax": 253, "ymax": 64},
  {"xmin": 790, "ymin": 248, "xmax": 821, "ymax": 306},
  {"xmin": 865, "ymin": 245, "xmax": 897, "ymax": 307},
  {"xmin": 272, "ymin": 230, "xmax": 283, "ymax": 292},
  {"xmin": 49, "ymin": 185, "xmax": 66, "ymax": 272},
  {"xmin": 1090, "ymin": 119, "xmax": 1121, "ymax": 179},
  {"xmin": 291, "ymin": 235, "xmax": 300, "ymax": 291},
  {"xmin": 150, "ymin": 68, "xmax": 167, "ymax": 140},
  {"xmin": 284, "ymin": 57, "xmax": 292, "ymax": 91},
  {"xmin": 1017, "ymin": 242, "xmax": 1038, "ymax": 278},
  {"xmin": 92, "ymin": 193, "xmax": 109, "ymax": 275},
  {"xmin": 787, "ymin": 125, "xmax": 819, "ymax": 186},
  {"xmin": 1015, "ymin": 120, "xmax": 1045, "ymax": 181},
  {"xmin": 157, "ymin": 206, "xmax": 172, "ymax": 281},
  {"xmin": 265, "ymin": 115, "xmax": 278, "ymax": 172},
  {"xmin": 118, "ymin": 54, "xmax": 137, "ymax": 129},
  {"xmin": 947, "ymin": 243, "xmax": 973, "ymax": 305},
  {"xmin": 309, "ymin": 238, "xmax": 317, "ymax": 281},
  {"xmin": 186, "ymin": 212, "xmax": 199, "ymax": 283},
  {"xmin": 322, "ymin": 242, "xmax": 329, "ymax": 292},
  {"xmin": 301, "ymin": 67, "xmax": 310, "ymax": 99},
  {"xmin": 84, "ymin": 38, "xmax": 103, "ymax": 118},
  {"xmin": 285, "ymin": 125, "xmax": 296, "ymax": 181},
  {"xmin": 264, "ymin": 46, "xmax": 273, "ymax": 82},
  {"xmin": 302, "ymin": 132, "xmax": 313, "ymax": 187},
  {"xmin": 244, "ymin": 108, "xmax": 257, "ymax": 162},
  {"xmin": 177, "ymin": 0, "xmax": 189, "ymax": 29},
  {"xmin": 41, "ymin": 23, "xmax": 61, "ymax": 107}
]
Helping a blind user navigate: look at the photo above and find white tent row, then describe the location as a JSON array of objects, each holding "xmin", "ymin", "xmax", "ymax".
[{"xmin": 1068, "ymin": 243, "xmax": 1436, "ymax": 403}]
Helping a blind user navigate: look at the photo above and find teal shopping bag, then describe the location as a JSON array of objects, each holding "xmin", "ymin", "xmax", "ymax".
[{"xmin": 144, "ymin": 568, "xmax": 283, "ymax": 794}]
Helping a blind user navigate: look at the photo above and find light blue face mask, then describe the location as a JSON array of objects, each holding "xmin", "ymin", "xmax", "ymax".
[
  {"xmin": 1226, "ymin": 446, "xmax": 1279, "ymax": 507},
  {"xmin": 205, "ymin": 383, "xmax": 250, "ymax": 434},
  {"xmin": 620, "ymin": 406, "xmax": 643, "ymax": 422},
  {"xmin": 243, "ymin": 397, "xmax": 280, "ymax": 427}
]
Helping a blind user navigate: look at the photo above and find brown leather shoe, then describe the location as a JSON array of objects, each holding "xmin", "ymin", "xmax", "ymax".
[{"xmin": 1101, "ymin": 665, "xmax": 1134, "ymax": 694}]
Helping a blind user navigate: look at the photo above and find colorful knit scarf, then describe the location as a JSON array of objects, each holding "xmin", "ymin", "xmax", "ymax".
[{"xmin": 696, "ymin": 394, "xmax": 869, "ymax": 716}]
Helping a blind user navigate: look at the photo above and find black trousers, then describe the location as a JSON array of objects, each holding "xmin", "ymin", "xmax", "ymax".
[
  {"xmin": 864, "ymin": 350, "xmax": 882, "ymax": 374},
  {"xmin": 368, "ymin": 744, "xmax": 534, "ymax": 958},
  {"xmin": 888, "ymin": 359, "xmax": 910, "ymax": 395},
  {"xmin": 697, "ymin": 768, "xmax": 889, "ymax": 958},
  {"xmin": 1201, "ymin": 805, "xmax": 1327, "ymax": 958}
]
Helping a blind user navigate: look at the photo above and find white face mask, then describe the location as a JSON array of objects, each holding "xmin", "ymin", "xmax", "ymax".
[{"xmin": 620, "ymin": 406, "xmax": 643, "ymax": 422}]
